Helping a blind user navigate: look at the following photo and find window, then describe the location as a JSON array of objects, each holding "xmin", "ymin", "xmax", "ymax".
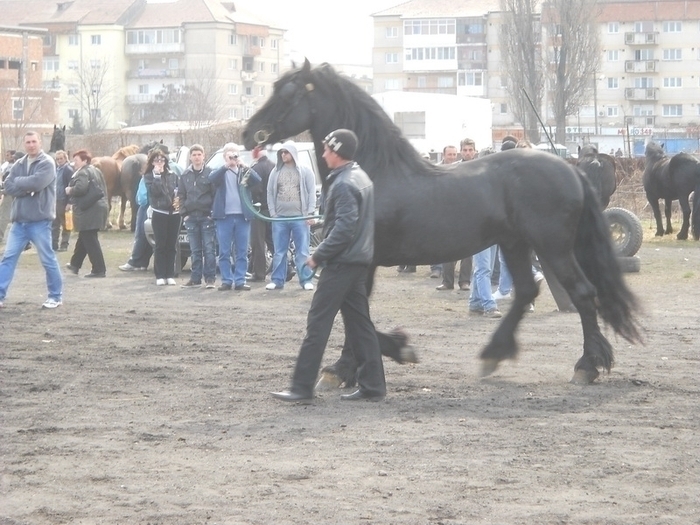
[
  {"xmin": 607, "ymin": 106, "xmax": 619, "ymax": 117},
  {"xmin": 663, "ymin": 21, "xmax": 681, "ymax": 32},
  {"xmin": 607, "ymin": 50, "xmax": 619, "ymax": 61},
  {"xmin": 663, "ymin": 77, "xmax": 682, "ymax": 87},
  {"xmin": 663, "ymin": 49, "xmax": 682, "ymax": 60},
  {"xmin": 138, "ymin": 84, "xmax": 148, "ymax": 94},
  {"xmin": 245, "ymin": 107, "xmax": 253, "ymax": 119},
  {"xmin": 385, "ymin": 53, "xmax": 398, "ymax": 64},
  {"xmin": 245, "ymin": 86, "xmax": 252, "ymax": 96},
  {"xmin": 634, "ymin": 77, "xmax": 653, "ymax": 88},
  {"xmin": 90, "ymin": 59, "xmax": 101, "ymax": 69},
  {"xmin": 635, "ymin": 21, "xmax": 653, "ymax": 32},
  {"xmin": 386, "ymin": 27, "xmax": 398, "ymax": 38},
  {"xmin": 271, "ymin": 39, "xmax": 278, "ymax": 49},
  {"xmin": 259, "ymin": 86, "xmax": 265, "ymax": 96},
  {"xmin": 437, "ymin": 76, "xmax": 454, "ymax": 88},
  {"xmin": 608, "ymin": 22, "xmax": 619, "ymax": 33},
  {"xmin": 90, "ymin": 108, "xmax": 101, "ymax": 120},
  {"xmin": 607, "ymin": 77, "xmax": 618, "ymax": 89},
  {"xmin": 169, "ymin": 58, "xmax": 178, "ymax": 69},
  {"xmin": 68, "ymin": 109, "xmax": 79, "ymax": 119},
  {"xmin": 458, "ymin": 72, "xmax": 482, "ymax": 86},
  {"xmin": 271, "ymin": 63, "xmax": 278, "ymax": 73},
  {"xmin": 259, "ymin": 62, "xmax": 265, "ymax": 72},
  {"xmin": 68, "ymin": 34, "xmax": 78, "ymax": 46},
  {"xmin": 12, "ymin": 99, "xmax": 23, "ymax": 120},
  {"xmin": 662, "ymin": 104, "xmax": 682, "ymax": 116},
  {"xmin": 228, "ymin": 32, "xmax": 237, "ymax": 45},
  {"xmin": 404, "ymin": 19, "xmax": 456, "ymax": 35},
  {"xmin": 67, "ymin": 60, "xmax": 78, "ymax": 70},
  {"xmin": 405, "ymin": 47, "xmax": 455, "ymax": 61},
  {"xmin": 633, "ymin": 105, "xmax": 654, "ymax": 116},
  {"xmin": 229, "ymin": 58, "xmax": 238, "ymax": 70},
  {"xmin": 229, "ymin": 108, "xmax": 238, "ymax": 119},
  {"xmin": 43, "ymin": 34, "xmax": 52, "ymax": 46},
  {"xmin": 43, "ymin": 58, "xmax": 59, "ymax": 72},
  {"xmin": 68, "ymin": 85, "xmax": 78, "ymax": 95},
  {"xmin": 228, "ymin": 84, "xmax": 238, "ymax": 95},
  {"xmin": 259, "ymin": 38, "xmax": 265, "ymax": 48},
  {"xmin": 384, "ymin": 78, "xmax": 401, "ymax": 90},
  {"xmin": 634, "ymin": 49, "xmax": 654, "ymax": 60},
  {"xmin": 417, "ymin": 76, "xmax": 426, "ymax": 88},
  {"xmin": 91, "ymin": 35, "xmax": 101, "ymax": 45},
  {"xmin": 500, "ymin": 103, "xmax": 507, "ymax": 114},
  {"xmin": 463, "ymin": 22, "xmax": 484, "ymax": 34}
]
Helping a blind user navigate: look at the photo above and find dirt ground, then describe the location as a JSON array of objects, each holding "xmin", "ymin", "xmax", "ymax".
[{"xmin": 1, "ymin": 230, "xmax": 699, "ymax": 525}]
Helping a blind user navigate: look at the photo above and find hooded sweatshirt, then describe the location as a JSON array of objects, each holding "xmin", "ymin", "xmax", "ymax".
[{"xmin": 266, "ymin": 141, "xmax": 316, "ymax": 218}]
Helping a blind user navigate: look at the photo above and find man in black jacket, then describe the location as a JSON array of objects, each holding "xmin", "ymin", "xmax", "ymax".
[
  {"xmin": 248, "ymin": 147, "xmax": 274, "ymax": 282},
  {"xmin": 272, "ymin": 129, "xmax": 385, "ymax": 403}
]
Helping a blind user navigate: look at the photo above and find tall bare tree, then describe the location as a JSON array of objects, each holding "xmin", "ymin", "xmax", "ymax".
[
  {"xmin": 500, "ymin": 0, "xmax": 601, "ymax": 144},
  {"xmin": 499, "ymin": 0, "xmax": 544, "ymax": 142},
  {"xmin": 543, "ymin": 0, "xmax": 601, "ymax": 144},
  {"xmin": 71, "ymin": 58, "xmax": 114, "ymax": 133}
]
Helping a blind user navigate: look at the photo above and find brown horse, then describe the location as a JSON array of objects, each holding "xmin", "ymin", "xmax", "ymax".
[{"xmin": 92, "ymin": 145, "xmax": 140, "ymax": 229}]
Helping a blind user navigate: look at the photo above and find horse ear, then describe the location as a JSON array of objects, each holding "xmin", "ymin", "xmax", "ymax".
[
  {"xmin": 54, "ymin": 124, "xmax": 58, "ymax": 130},
  {"xmin": 62, "ymin": 125, "xmax": 66, "ymax": 132},
  {"xmin": 302, "ymin": 58, "xmax": 311, "ymax": 73}
]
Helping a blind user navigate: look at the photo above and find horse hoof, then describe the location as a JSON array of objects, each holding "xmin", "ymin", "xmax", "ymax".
[
  {"xmin": 480, "ymin": 358, "xmax": 500, "ymax": 378},
  {"xmin": 119, "ymin": 224, "xmax": 128, "ymax": 230},
  {"xmin": 400, "ymin": 345, "xmax": 419, "ymax": 364},
  {"xmin": 315, "ymin": 370, "xmax": 342, "ymax": 391},
  {"xmin": 570, "ymin": 368, "xmax": 599, "ymax": 384}
]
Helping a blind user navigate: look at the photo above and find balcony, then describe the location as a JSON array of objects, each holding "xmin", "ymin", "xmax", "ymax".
[
  {"xmin": 625, "ymin": 60, "xmax": 657, "ymax": 73},
  {"xmin": 243, "ymin": 43, "xmax": 261, "ymax": 57},
  {"xmin": 624, "ymin": 87, "xmax": 658, "ymax": 100},
  {"xmin": 624, "ymin": 32, "xmax": 658, "ymax": 45},
  {"xmin": 126, "ymin": 94, "xmax": 157, "ymax": 104},
  {"xmin": 457, "ymin": 61, "xmax": 486, "ymax": 70},
  {"xmin": 127, "ymin": 68, "xmax": 184, "ymax": 79},
  {"xmin": 125, "ymin": 42, "xmax": 184, "ymax": 55},
  {"xmin": 240, "ymin": 71, "xmax": 257, "ymax": 82},
  {"xmin": 457, "ymin": 34, "xmax": 486, "ymax": 45}
]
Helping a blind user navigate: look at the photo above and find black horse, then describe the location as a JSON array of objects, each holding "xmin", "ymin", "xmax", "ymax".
[
  {"xmin": 243, "ymin": 61, "xmax": 641, "ymax": 384},
  {"xmin": 577, "ymin": 144, "xmax": 617, "ymax": 209},
  {"xmin": 643, "ymin": 142, "xmax": 699, "ymax": 240},
  {"xmin": 49, "ymin": 125, "xmax": 66, "ymax": 153}
]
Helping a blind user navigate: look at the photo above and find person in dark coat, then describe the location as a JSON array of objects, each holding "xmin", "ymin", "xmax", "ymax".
[
  {"xmin": 52, "ymin": 150, "xmax": 74, "ymax": 251},
  {"xmin": 65, "ymin": 149, "xmax": 109, "ymax": 277},
  {"xmin": 249, "ymin": 146, "xmax": 275, "ymax": 282}
]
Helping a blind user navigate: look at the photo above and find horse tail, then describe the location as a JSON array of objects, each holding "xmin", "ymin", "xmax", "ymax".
[{"xmin": 574, "ymin": 174, "xmax": 642, "ymax": 344}]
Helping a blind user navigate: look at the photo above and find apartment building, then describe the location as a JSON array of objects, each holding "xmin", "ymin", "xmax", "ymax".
[
  {"xmin": 372, "ymin": 0, "xmax": 700, "ymax": 152},
  {"xmin": 2, "ymin": 0, "xmax": 285, "ymax": 132}
]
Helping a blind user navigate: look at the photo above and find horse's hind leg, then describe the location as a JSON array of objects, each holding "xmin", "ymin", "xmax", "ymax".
[
  {"xmin": 664, "ymin": 199, "xmax": 674, "ymax": 235},
  {"xmin": 118, "ymin": 196, "xmax": 128, "ymax": 230},
  {"xmin": 676, "ymin": 195, "xmax": 691, "ymax": 240},
  {"xmin": 480, "ymin": 245, "xmax": 537, "ymax": 377},
  {"xmin": 539, "ymin": 251, "xmax": 613, "ymax": 384}
]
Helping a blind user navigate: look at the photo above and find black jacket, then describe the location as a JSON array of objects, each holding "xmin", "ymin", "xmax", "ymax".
[
  {"xmin": 144, "ymin": 169, "xmax": 177, "ymax": 213},
  {"xmin": 312, "ymin": 162, "xmax": 374, "ymax": 266},
  {"xmin": 177, "ymin": 165, "xmax": 213, "ymax": 217}
]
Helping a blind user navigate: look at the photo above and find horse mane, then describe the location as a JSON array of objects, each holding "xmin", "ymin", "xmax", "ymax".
[
  {"xmin": 311, "ymin": 64, "xmax": 437, "ymax": 176},
  {"xmin": 113, "ymin": 145, "xmax": 140, "ymax": 160}
]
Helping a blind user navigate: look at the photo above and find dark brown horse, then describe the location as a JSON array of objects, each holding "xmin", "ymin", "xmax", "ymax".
[
  {"xmin": 242, "ymin": 60, "xmax": 641, "ymax": 385},
  {"xmin": 643, "ymin": 142, "xmax": 699, "ymax": 240}
]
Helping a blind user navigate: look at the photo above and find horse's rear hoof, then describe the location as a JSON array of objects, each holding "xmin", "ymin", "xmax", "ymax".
[
  {"xmin": 570, "ymin": 368, "xmax": 599, "ymax": 384},
  {"xmin": 400, "ymin": 345, "xmax": 419, "ymax": 364},
  {"xmin": 315, "ymin": 370, "xmax": 342, "ymax": 391},
  {"xmin": 480, "ymin": 358, "xmax": 500, "ymax": 378}
]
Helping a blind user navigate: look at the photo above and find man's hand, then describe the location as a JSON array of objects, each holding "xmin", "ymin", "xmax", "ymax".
[{"xmin": 306, "ymin": 256, "xmax": 317, "ymax": 270}]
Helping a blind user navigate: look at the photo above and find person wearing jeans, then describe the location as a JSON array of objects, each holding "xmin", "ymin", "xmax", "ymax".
[
  {"xmin": 0, "ymin": 131, "xmax": 63, "ymax": 309},
  {"xmin": 119, "ymin": 177, "xmax": 152, "ymax": 271}
]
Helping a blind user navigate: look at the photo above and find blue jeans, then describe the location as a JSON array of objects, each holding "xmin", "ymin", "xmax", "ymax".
[
  {"xmin": 271, "ymin": 220, "xmax": 310, "ymax": 287},
  {"xmin": 497, "ymin": 247, "xmax": 513, "ymax": 295},
  {"xmin": 128, "ymin": 203, "xmax": 152, "ymax": 268},
  {"xmin": 185, "ymin": 216, "xmax": 216, "ymax": 283},
  {"xmin": 469, "ymin": 245, "xmax": 497, "ymax": 312},
  {"xmin": 215, "ymin": 214, "xmax": 250, "ymax": 286},
  {"xmin": 0, "ymin": 220, "xmax": 63, "ymax": 302}
]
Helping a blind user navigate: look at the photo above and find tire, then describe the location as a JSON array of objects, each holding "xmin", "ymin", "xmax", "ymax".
[
  {"xmin": 604, "ymin": 207, "xmax": 643, "ymax": 257},
  {"xmin": 617, "ymin": 256, "xmax": 640, "ymax": 273}
]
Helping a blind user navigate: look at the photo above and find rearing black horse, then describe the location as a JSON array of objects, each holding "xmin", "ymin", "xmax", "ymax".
[
  {"xmin": 643, "ymin": 142, "xmax": 700, "ymax": 240},
  {"xmin": 243, "ymin": 61, "xmax": 641, "ymax": 384}
]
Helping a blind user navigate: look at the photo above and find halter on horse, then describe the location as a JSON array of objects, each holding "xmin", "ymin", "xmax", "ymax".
[{"xmin": 243, "ymin": 60, "xmax": 641, "ymax": 385}]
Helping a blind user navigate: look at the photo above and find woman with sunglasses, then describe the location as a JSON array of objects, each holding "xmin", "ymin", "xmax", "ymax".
[{"xmin": 144, "ymin": 149, "xmax": 180, "ymax": 286}]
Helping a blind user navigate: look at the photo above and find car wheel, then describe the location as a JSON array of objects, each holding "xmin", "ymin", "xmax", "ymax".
[{"xmin": 604, "ymin": 207, "xmax": 643, "ymax": 257}]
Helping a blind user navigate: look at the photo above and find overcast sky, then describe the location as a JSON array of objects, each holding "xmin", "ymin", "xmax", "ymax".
[{"xmin": 236, "ymin": 0, "xmax": 402, "ymax": 66}]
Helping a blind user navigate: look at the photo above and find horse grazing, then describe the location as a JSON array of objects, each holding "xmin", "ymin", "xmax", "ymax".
[
  {"xmin": 577, "ymin": 144, "xmax": 616, "ymax": 208},
  {"xmin": 242, "ymin": 60, "xmax": 641, "ymax": 384},
  {"xmin": 49, "ymin": 125, "xmax": 66, "ymax": 153},
  {"xmin": 643, "ymin": 142, "xmax": 699, "ymax": 240}
]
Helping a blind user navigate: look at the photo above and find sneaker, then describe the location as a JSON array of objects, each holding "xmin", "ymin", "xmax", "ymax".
[
  {"xmin": 492, "ymin": 290, "xmax": 511, "ymax": 301},
  {"xmin": 156, "ymin": 278, "xmax": 166, "ymax": 286},
  {"xmin": 533, "ymin": 271, "xmax": 545, "ymax": 284},
  {"xmin": 181, "ymin": 280, "xmax": 201, "ymax": 288},
  {"xmin": 528, "ymin": 303, "xmax": 535, "ymax": 313},
  {"xmin": 218, "ymin": 283, "xmax": 232, "ymax": 291},
  {"xmin": 42, "ymin": 298, "xmax": 62, "ymax": 309},
  {"xmin": 265, "ymin": 283, "xmax": 281, "ymax": 290},
  {"xmin": 483, "ymin": 308, "xmax": 502, "ymax": 319},
  {"xmin": 65, "ymin": 263, "xmax": 79, "ymax": 275},
  {"xmin": 205, "ymin": 280, "xmax": 216, "ymax": 289},
  {"xmin": 166, "ymin": 278, "xmax": 177, "ymax": 285},
  {"xmin": 0, "ymin": 300, "xmax": 4, "ymax": 308},
  {"xmin": 119, "ymin": 263, "xmax": 136, "ymax": 271},
  {"xmin": 303, "ymin": 282, "xmax": 314, "ymax": 291}
]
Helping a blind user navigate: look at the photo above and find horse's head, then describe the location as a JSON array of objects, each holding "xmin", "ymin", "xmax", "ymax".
[
  {"xmin": 645, "ymin": 142, "xmax": 665, "ymax": 162},
  {"xmin": 578, "ymin": 144, "xmax": 599, "ymax": 163},
  {"xmin": 49, "ymin": 124, "xmax": 66, "ymax": 153},
  {"xmin": 243, "ymin": 59, "xmax": 317, "ymax": 149},
  {"xmin": 140, "ymin": 140, "xmax": 164, "ymax": 155}
]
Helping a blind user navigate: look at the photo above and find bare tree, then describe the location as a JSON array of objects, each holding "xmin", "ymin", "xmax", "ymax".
[
  {"xmin": 0, "ymin": 86, "xmax": 55, "ymax": 151},
  {"xmin": 499, "ymin": 0, "xmax": 544, "ymax": 142},
  {"xmin": 543, "ymin": 0, "xmax": 601, "ymax": 144},
  {"xmin": 71, "ymin": 57, "xmax": 114, "ymax": 133},
  {"xmin": 500, "ymin": 0, "xmax": 601, "ymax": 144}
]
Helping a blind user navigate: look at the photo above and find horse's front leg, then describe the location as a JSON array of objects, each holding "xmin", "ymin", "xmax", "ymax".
[
  {"xmin": 664, "ymin": 198, "xmax": 674, "ymax": 235},
  {"xmin": 118, "ymin": 196, "xmax": 128, "ymax": 230},
  {"xmin": 676, "ymin": 196, "xmax": 691, "ymax": 240},
  {"xmin": 649, "ymin": 199, "xmax": 665, "ymax": 236}
]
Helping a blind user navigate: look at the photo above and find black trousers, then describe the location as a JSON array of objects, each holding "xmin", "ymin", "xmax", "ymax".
[
  {"xmin": 442, "ymin": 258, "xmax": 472, "ymax": 288},
  {"xmin": 70, "ymin": 229, "xmax": 105, "ymax": 274},
  {"xmin": 52, "ymin": 200, "xmax": 71, "ymax": 250},
  {"xmin": 151, "ymin": 211, "xmax": 181, "ymax": 279},
  {"xmin": 249, "ymin": 214, "xmax": 273, "ymax": 279},
  {"xmin": 291, "ymin": 263, "xmax": 386, "ymax": 397}
]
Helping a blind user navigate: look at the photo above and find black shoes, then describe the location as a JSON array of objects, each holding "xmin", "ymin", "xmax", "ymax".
[
  {"xmin": 271, "ymin": 390, "xmax": 314, "ymax": 403},
  {"xmin": 340, "ymin": 389, "xmax": 385, "ymax": 402},
  {"xmin": 435, "ymin": 284, "xmax": 454, "ymax": 291},
  {"xmin": 218, "ymin": 283, "xmax": 232, "ymax": 291},
  {"xmin": 84, "ymin": 272, "xmax": 106, "ymax": 278},
  {"xmin": 234, "ymin": 284, "xmax": 251, "ymax": 291},
  {"xmin": 65, "ymin": 263, "xmax": 79, "ymax": 275}
]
